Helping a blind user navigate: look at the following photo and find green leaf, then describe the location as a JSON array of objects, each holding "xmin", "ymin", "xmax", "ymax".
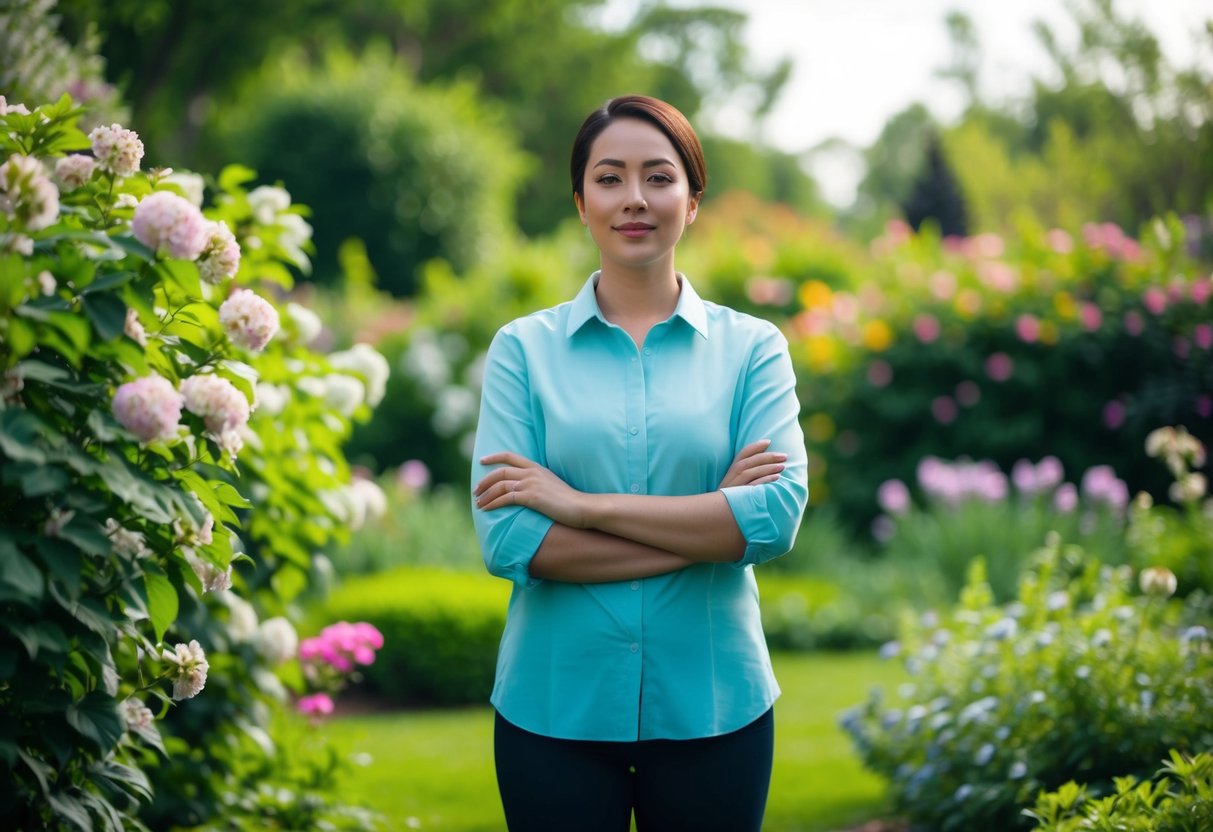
[
  {"xmin": 48, "ymin": 790, "xmax": 97, "ymax": 831},
  {"xmin": 0, "ymin": 409, "xmax": 47, "ymax": 464},
  {"xmin": 218, "ymin": 163, "xmax": 258, "ymax": 192},
  {"xmin": 35, "ymin": 537, "xmax": 82, "ymax": 599},
  {"xmin": 66, "ymin": 691, "xmax": 124, "ymax": 752},
  {"xmin": 5, "ymin": 316, "xmax": 36, "ymax": 359},
  {"xmin": 8, "ymin": 619, "xmax": 67, "ymax": 659},
  {"xmin": 81, "ymin": 292, "xmax": 128, "ymax": 341},
  {"xmin": 96, "ymin": 759, "xmax": 153, "ymax": 802},
  {"xmin": 17, "ymin": 748, "xmax": 52, "ymax": 798},
  {"xmin": 0, "ymin": 545, "xmax": 44, "ymax": 602},
  {"xmin": 12, "ymin": 460, "xmax": 70, "ymax": 496},
  {"xmin": 109, "ymin": 234, "xmax": 155, "ymax": 259},
  {"xmin": 142, "ymin": 567, "xmax": 178, "ymax": 644},
  {"xmin": 79, "ymin": 270, "xmax": 134, "ymax": 295},
  {"xmin": 213, "ymin": 481, "xmax": 252, "ymax": 509},
  {"xmin": 49, "ymin": 583, "xmax": 114, "ymax": 637}
]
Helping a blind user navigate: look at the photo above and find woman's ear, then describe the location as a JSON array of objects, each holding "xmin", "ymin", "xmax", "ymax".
[
  {"xmin": 574, "ymin": 192, "xmax": 587, "ymax": 226},
  {"xmin": 685, "ymin": 192, "xmax": 702, "ymax": 225}
]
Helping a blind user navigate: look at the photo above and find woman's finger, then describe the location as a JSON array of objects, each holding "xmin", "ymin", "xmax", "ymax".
[
  {"xmin": 731, "ymin": 439, "xmax": 772, "ymax": 464},
  {"xmin": 479, "ymin": 451, "xmax": 537, "ymax": 468}
]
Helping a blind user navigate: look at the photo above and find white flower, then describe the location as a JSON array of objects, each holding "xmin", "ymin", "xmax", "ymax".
[
  {"xmin": 131, "ymin": 191, "xmax": 209, "ymax": 260},
  {"xmin": 124, "ymin": 307, "xmax": 147, "ymax": 347},
  {"xmin": 1170, "ymin": 473, "xmax": 1207, "ymax": 503},
  {"xmin": 225, "ymin": 594, "xmax": 259, "ymax": 642},
  {"xmin": 324, "ymin": 373, "xmax": 365, "ymax": 416},
  {"xmin": 328, "ymin": 343, "xmax": 390, "ymax": 407},
  {"xmin": 253, "ymin": 383, "xmax": 289, "ymax": 417},
  {"xmin": 219, "ymin": 288, "xmax": 279, "ymax": 351},
  {"xmin": 350, "ymin": 477, "xmax": 388, "ymax": 523},
  {"xmin": 112, "ymin": 374, "xmax": 183, "ymax": 443},
  {"xmin": 37, "ymin": 270, "xmax": 56, "ymax": 296},
  {"xmin": 180, "ymin": 373, "xmax": 251, "ymax": 435},
  {"xmin": 88, "ymin": 123, "xmax": 144, "ymax": 177},
  {"xmin": 974, "ymin": 743, "xmax": 995, "ymax": 766},
  {"xmin": 286, "ymin": 302, "xmax": 323, "ymax": 345},
  {"xmin": 163, "ymin": 639, "xmax": 208, "ymax": 700},
  {"xmin": 121, "ymin": 697, "xmax": 154, "ymax": 730},
  {"xmin": 984, "ymin": 617, "xmax": 1018, "ymax": 641},
  {"xmin": 163, "ymin": 171, "xmax": 205, "ymax": 206},
  {"xmin": 247, "ymin": 185, "xmax": 291, "ymax": 225},
  {"xmin": 115, "ymin": 193, "xmax": 138, "ymax": 209},
  {"xmin": 254, "ymin": 617, "xmax": 298, "ymax": 664},
  {"xmin": 55, "ymin": 154, "xmax": 96, "ymax": 190},
  {"xmin": 105, "ymin": 518, "xmax": 151, "ymax": 558},
  {"xmin": 1139, "ymin": 566, "xmax": 1178, "ymax": 598},
  {"xmin": 0, "ymin": 154, "xmax": 60, "ymax": 231},
  {"xmin": 187, "ymin": 551, "xmax": 232, "ymax": 593},
  {"xmin": 197, "ymin": 221, "xmax": 241, "ymax": 284}
]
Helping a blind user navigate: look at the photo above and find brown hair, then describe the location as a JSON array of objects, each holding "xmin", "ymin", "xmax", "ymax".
[{"xmin": 570, "ymin": 95, "xmax": 707, "ymax": 200}]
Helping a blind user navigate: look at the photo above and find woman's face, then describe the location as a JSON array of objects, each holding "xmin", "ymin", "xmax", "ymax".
[{"xmin": 575, "ymin": 118, "xmax": 700, "ymax": 274}]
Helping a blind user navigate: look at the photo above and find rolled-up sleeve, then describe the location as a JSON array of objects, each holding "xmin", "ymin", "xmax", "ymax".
[
  {"xmin": 720, "ymin": 325, "xmax": 808, "ymax": 567},
  {"xmin": 471, "ymin": 327, "xmax": 555, "ymax": 587}
]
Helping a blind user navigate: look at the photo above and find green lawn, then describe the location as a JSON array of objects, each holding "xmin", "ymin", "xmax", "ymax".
[{"xmin": 321, "ymin": 651, "xmax": 905, "ymax": 831}]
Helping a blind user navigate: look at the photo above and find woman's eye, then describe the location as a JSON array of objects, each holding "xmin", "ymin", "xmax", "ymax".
[
  {"xmin": 649, "ymin": 173, "xmax": 674, "ymax": 184},
  {"xmin": 596, "ymin": 174, "xmax": 621, "ymax": 185}
]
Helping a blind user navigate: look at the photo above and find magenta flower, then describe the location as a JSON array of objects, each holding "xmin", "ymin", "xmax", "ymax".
[
  {"xmin": 1054, "ymin": 483, "xmax": 1078, "ymax": 513},
  {"xmin": 1102, "ymin": 401, "xmax": 1126, "ymax": 430},
  {"xmin": 1143, "ymin": 288, "xmax": 1167, "ymax": 316},
  {"xmin": 931, "ymin": 396, "xmax": 958, "ymax": 425},
  {"xmin": 1191, "ymin": 278, "xmax": 1211, "ymax": 305},
  {"xmin": 912, "ymin": 314, "xmax": 940, "ymax": 344},
  {"xmin": 984, "ymin": 352, "xmax": 1014, "ymax": 382},
  {"xmin": 1081, "ymin": 465, "xmax": 1129, "ymax": 512},
  {"xmin": 297, "ymin": 693, "xmax": 335, "ymax": 716},
  {"xmin": 1015, "ymin": 314, "xmax": 1040, "ymax": 343},
  {"xmin": 1123, "ymin": 311, "xmax": 1144, "ymax": 336},
  {"xmin": 397, "ymin": 459, "xmax": 432, "ymax": 491},
  {"xmin": 1079, "ymin": 302, "xmax": 1102, "ymax": 332},
  {"xmin": 1195, "ymin": 325, "xmax": 1212, "ymax": 351}
]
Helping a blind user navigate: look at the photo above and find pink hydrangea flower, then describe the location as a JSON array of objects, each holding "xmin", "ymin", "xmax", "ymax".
[
  {"xmin": 297, "ymin": 693, "xmax": 335, "ymax": 716},
  {"xmin": 1195, "ymin": 324, "xmax": 1212, "ymax": 351},
  {"xmin": 218, "ymin": 288, "xmax": 279, "ymax": 352},
  {"xmin": 124, "ymin": 307, "xmax": 147, "ymax": 347},
  {"xmin": 55, "ymin": 154, "xmax": 96, "ymax": 190},
  {"xmin": 1054, "ymin": 482, "xmax": 1078, "ymax": 513},
  {"xmin": 1143, "ymin": 287, "xmax": 1167, "ymax": 316},
  {"xmin": 877, "ymin": 479, "xmax": 911, "ymax": 515},
  {"xmin": 88, "ymin": 123, "xmax": 144, "ymax": 177},
  {"xmin": 1191, "ymin": 278, "xmax": 1211, "ymax": 306},
  {"xmin": 397, "ymin": 459, "xmax": 431, "ymax": 491},
  {"xmin": 1046, "ymin": 229, "xmax": 1073, "ymax": 254},
  {"xmin": 912, "ymin": 314, "xmax": 940, "ymax": 343},
  {"xmin": 131, "ymin": 191, "xmax": 209, "ymax": 260},
  {"xmin": 1081, "ymin": 465, "xmax": 1129, "ymax": 511},
  {"xmin": 1123, "ymin": 311, "xmax": 1144, "ymax": 336},
  {"xmin": 197, "ymin": 221, "xmax": 241, "ymax": 284},
  {"xmin": 112, "ymin": 374, "xmax": 183, "ymax": 443},
  {"xmin": 984, "ymin": 352, "xmax": 1014, "ymax": 382},
  {"xmin": 0, "ymin": 154, "xmax": 60, "ymax": 231},
  {"xmin": 1079, "ymin": 302, "xmax": 1102, "ymax": 332},
  {"xmin": 163, "ymin": 640, "xmax": 208, "ymax": 700},
  {"xmin": 1103, "ymin": 400, "xmax": 1126, "ymax": 430},
  {"xmin": 1015, "ymin": 314, "xmax": 1040, "ymax": 343},
  {"xmin": 180, "ymin": 373, "xmax": 251, "ymax": 436}
]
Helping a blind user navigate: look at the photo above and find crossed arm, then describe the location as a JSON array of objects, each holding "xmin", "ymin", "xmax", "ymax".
[{"xmin": 473, "ymin": 440, "xmax": 787, "ymax": 583}]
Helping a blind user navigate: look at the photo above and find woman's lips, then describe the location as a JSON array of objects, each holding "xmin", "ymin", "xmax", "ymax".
[{"xmin": 614, "ymin": 223, "xmax": 655, "ymax": 238}]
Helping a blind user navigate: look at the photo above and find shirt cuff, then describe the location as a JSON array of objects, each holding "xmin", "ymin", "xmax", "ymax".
[
  {"xmin": 494, "ymin": 508, "xmax": 556, "ymax": 588},
  {"xmin": 719, "ymin": 485, "xmax": 779, "ymax": 568}
]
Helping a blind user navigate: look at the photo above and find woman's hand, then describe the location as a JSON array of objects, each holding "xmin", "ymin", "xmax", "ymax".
[
  {"xmin": 718, "ymin": 439, "xmax": 787, "ymax": 489},
  {"xmin": 475, "ymin": 452, "xmax": 591, "ymax": 528}
]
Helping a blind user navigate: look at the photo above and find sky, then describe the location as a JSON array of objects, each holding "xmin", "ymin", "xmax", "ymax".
[{"xmin": 606, "ymin": 0, "xmax": 1213, "ymax": 205}]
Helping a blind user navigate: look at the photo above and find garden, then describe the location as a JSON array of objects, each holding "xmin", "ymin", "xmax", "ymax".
[{"xmin": 2, "ymin": 1, "xmax": 1211, "ymax": 830}]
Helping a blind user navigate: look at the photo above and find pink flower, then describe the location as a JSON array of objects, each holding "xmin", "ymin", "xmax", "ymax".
[
  {"xmin": 1082, "ymin": 465, "xmax": 1129, "ymax": 511},
  {"xmin": 197, "ymin": 221, "xmax": 241, "ymax": 284},
  {"xmin": 912, "ymin": 314, "xmax": 940, "ymax": 343},
  {"xmin": 297, "ymin": 693, "xmax": 334, "ymax": 716},
  {"xmin": 1174, "ymin": 337, "xmax": 1190, "ymax": 360},
  {"xmin": 1103, "ymin": 401, "xmax": 1126, "ymax": 430},
  {"xmin": 55, "ymin": 154, "xmax": 96, "ymax": 190},
  {"xmin": 929, "ymin": 271, "xmax": 956, "ymax": 301},
  {"xmin": 979, "ymin": 261, "xmax": 1017, "ymax": 293},
  {"xmin": 0, "ymin": 154, "xmax": 60, "ymax": 231},
  {"xmin": 1191, "ymin": 278, "xmax": 1211, "ymax": 305},
  {"xmin": 131, "ymin": 191, "xmax": 209, "ymax": 260},
  {"xmin": 966, "ymin": 233, "xmax": 1005, "ymax": 259},
  {"xmin": 744, "ymin": 276, "xmax": 793, "ymax": 306},
  {"xmin": 931, "ymin": 396, "xmax": 958, "ymax": 425},
  {"xmin": 984, "ymin": 352, "xmax": 1014, "ymax": 382},
  {"xmin": 88, "ymin": 123, "xmax": 145, "ymax": 177},
  {"xmin": 124, "ymin": 307, "xmax": 147, "ymax": 347},
  {"xmin": 1123, "ymin": 311, "xmax": 1144, "ymax": 336},
  {"xmin": 1079, "ymin": 302, "xmax": 1102, "ymax": 332},
  {"xmin": 1054, "ymin": 483, "xmax": 1078, "ymax": 513},
  {"xmin": 219, "ymin": 288, "xmax": 279, "ymax": 352},
  {"xmin": 162, "ymin": 640, "xmax": 208, "ymax": 700},
  {"xmin": 1046, "ymin": 229, "xmax": 1073, "ymax": 253},
  {"xmin": 113, "ymin": 374, "xmax": 183, "ymax": 443},
  {"xmin": 1193, "ymin": 325, "xmax": 1212, "ymax": 350},
  {"xmin": 955, "ymin": 380, "xmax": 980, "ymax": 407},
  {"xmin": 397, "ymin": 459, "xmax": 431, "ymax": 491},
  {"xmin": 866, "ymin": 360, "xmax": 893, "ymax": 388},
  {"xmin": 180, "ymin": 373, "xmax": 251, "ymax": 436},
  {"xmin": 1015, "ymin": 314, "xmax": 1040, "ymax": 343},
  {"xmin": 877, "ymin": 479, "xmax": 911, "ymax": 515},
  {"xmin": 1143, "ymin": 287, "xmax": 1167, "ymax": 316},
  {"xmin": 1013, "ymin": 456, "xmax": 1064, "ymax": 495}
]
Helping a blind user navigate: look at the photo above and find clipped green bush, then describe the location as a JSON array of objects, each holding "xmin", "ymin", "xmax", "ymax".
[
  {"xmin": 757, "ymin": 572, "xmax": 893, "ymax": 651},
  {"xmin": 841, "ymin": 536, "xmax": 1213, "ymax": 831},
  {"xmin": 1026, "ymin": 750, "xmax": 1213, "ymax": 832},
  {"xmin": 316, "ymin": 567, "xmax": 509, "ymax": 706}
]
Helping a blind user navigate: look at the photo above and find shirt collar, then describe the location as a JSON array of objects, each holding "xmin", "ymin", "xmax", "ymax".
[{"xmin": 566, "ymin": 271, "xmax": 709, "ymax": 339}]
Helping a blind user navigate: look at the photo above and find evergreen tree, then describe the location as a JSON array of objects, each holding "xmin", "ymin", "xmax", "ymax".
[{"xmin": 902, "ymin": 133, "xmax": 968, "ymax": 237}]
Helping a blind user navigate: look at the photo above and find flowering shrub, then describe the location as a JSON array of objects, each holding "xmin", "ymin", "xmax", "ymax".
[
  {"xmin": 873, "ymin": 454, "xmax": 1131, "ymax": 602},
  {"xmin": 840, "ymin": 536, "xmax": 1213, "ymax": 831},
  {"xmin": 1026, "ymin": 750, "xmax": 1213, "ymax": 831},
  {"xmin": 296, "ymin": 620, "xmax": 384, "ymax": 718},
  {"xmin": 0, "ymin": 96, "xmax": 388, "ymax": 828}
]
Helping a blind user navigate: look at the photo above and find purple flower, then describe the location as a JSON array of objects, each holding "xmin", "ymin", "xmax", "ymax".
[
  {"xmin": 877, "ymin": 479, "xmax": 911, "ymax": 515},
  {"xmin": 984, "ymin": 352, "xmax": 1014, "ymax": 382}
]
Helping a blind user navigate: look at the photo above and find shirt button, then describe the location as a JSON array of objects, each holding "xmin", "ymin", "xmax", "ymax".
[
  {"xmin": 630, "ymin": 581, "xmax": 640, "ymax": 591},
  {"xmin": 629, "ymin": 426, "xmax": 638, "ymax": 435},
  {"xmin": 630, "ymin": 483, "xmax": 640, "ymax": 493},
  {"xmin": 643, "ymin": 348, "xmax": 652, "ymax": 356},
  {"xmin": 629, "ymin": 643, "xmax": 639, "ymax": 653}
]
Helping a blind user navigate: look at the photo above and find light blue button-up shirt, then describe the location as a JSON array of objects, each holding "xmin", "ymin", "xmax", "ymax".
[{"xmin": 471, "ymin": 272, "xmax": 808, "ymax": 741}]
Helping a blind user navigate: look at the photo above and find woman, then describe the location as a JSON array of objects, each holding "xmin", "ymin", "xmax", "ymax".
[{"xmin": 471, "ymin": 94, "xmax": 808, "ymax": 831}]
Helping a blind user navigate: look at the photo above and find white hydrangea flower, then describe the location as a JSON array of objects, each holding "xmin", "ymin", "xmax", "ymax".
[
  {"xmin": 350, "ymin": 477, "xmax": 388, "ymax": 523},
  {"xmin": 324, "ymin": 373, "xmax": 364, "ymax": 417},
  {"xmin": 121, "ymin": 697, "xmax": 155, "ymax": 731},
  {"xmin": 55, "ymin": 154, "xmax": 96, "ymax": 190},
  {"xmin": 0, "ymin": 154, "xmax": 60, "ymax": 231},
  {"xmin": 224, "ymin": 594, "xmax": 259, "ymax": 642},
  {"xmin": 328, "ymin": 343, "xmax": 390, "ymax": 407},
  {"xmin": 247, "ymin": 185, "xmax": 291, "ymax": 225},
  {"xmin": 286, "ymin": 302, "xmax": 323, "ymax": 345},
  {"xmin": 124, "ymin": 307, "xmax": 147, "ymax": 347},
  {"xmin": 37, "ymin": 270, "xmax": 56, "ymax": 296},
  {"xmin": 218, "ymin": 288, "xmax": 279, "ymax": 351},
  {"xmin": 131, "ymin": 191, "xmax": 209, "ymax": 260},
  {"xmin": 253, "ymin": 383, "xmax": 289, "ymax": 417},
  {"xmin": 197, "ymin": 221, "xmax": 241, "ymax": 284},
  {"xmin": 105, "ymin": 518, "xmax": 151, "ymax": 558},
  {"xmin": 112, "ymin": 374, "xmax": 183, "ymax": 443},
  {"xmin": 88, "ymin": 123, "xmax": 145, "ymax": 177},
  {"xmin": 186, "ymin": 551, "xmax": 232, "ymax": 593},
  {"xmin": 163, "ymin": 171, "xmax": 205, "ymax": 206},
  {"xmin": 254, "ymin": 617, "xmax": 298, "ymax": 664},
  {"xmin": 180, "ymin": 373, "xmax": 251, "ymax": 435},
  {"xmin": 163, "ymin": 639, "xmax": 208, "ymax": 700}
]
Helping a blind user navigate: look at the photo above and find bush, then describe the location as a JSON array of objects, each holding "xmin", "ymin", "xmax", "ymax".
[
  {"xmin": 841, "ymin": 537, "xmax": 1213, "ymax": 832},
  {"xmin": 316, "ymin": 568, "xmax": 509, "ymax": 706},
  {"xmin": 1026, "ymin": 750, "xmax": 1213, "ymax": 831},
  {"xmin": 213, "ymin": 44, "xmax": 527, "ymax": 296},
  {"xmin": 757, "ymin": 572, "xmax": 894, "ymax": 652}
]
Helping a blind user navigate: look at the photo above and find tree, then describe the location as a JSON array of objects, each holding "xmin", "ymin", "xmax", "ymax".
[{"xmin": 901, "ymin": 132, "xmax": 968, "ymax": 237}]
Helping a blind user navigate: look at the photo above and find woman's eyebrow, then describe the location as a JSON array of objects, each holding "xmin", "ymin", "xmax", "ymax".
[{"xmin": 592, "ymin": 158, "xmax": 677, "ymax": 169}]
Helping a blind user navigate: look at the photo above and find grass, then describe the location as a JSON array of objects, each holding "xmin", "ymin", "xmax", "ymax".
[{"xmin": 320, "ymin": 651, "xmax": 905, "ymax": 831}]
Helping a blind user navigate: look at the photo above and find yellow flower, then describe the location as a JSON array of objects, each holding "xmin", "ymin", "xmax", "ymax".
[
  {"xmin": 862, "ymin": 319, "xmax": 893, "ymax": 352},
  {"xmin": 1039, "ymin": 321, "xmax": 1060, "ymax": 345},
  {"xmin": 803, "ymin": 336, "xmax": 837, "ymax": 371},
  {"xmin": 798, "ymin": 279, "xmax": 833, "ymax": 310},
  {"xmin": 806, "ymin": 413, "xmax": 836, "ymax": 443},
  {"xmin": 1053, "ymin": 292, "xmax": 1076, "ymax": 320}
]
